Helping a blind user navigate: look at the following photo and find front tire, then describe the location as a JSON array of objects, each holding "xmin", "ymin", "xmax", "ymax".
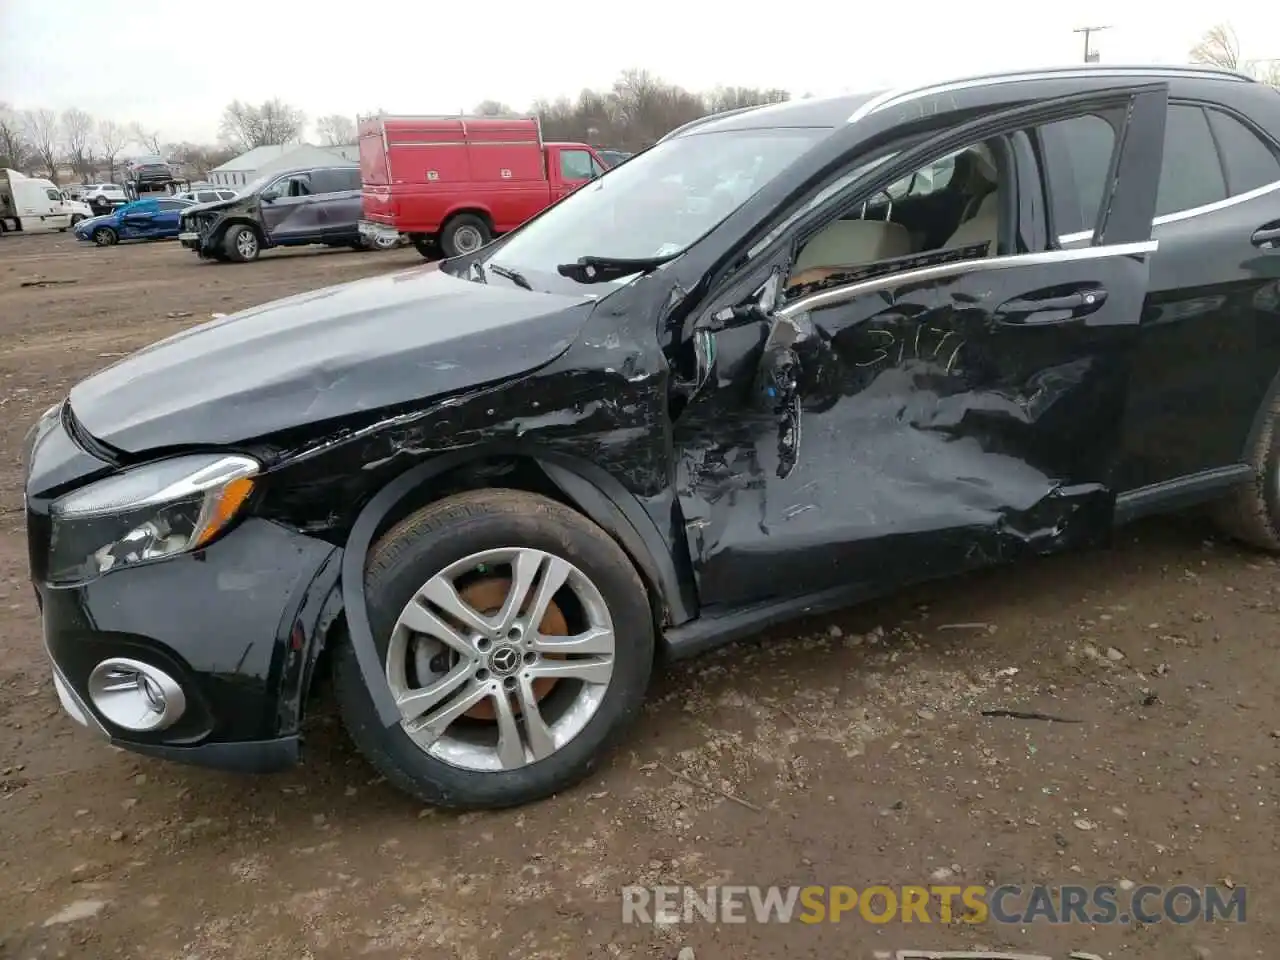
[
  {"xmin": 334, "ymin": 489, "xmax": 654, "ymax": 809},
  {"xmin": 92, "ymin": 226, "xmax": 117, "ymax": 246},
  {"xmin": 224, "ymin": 224, "xmax": 260, "ymax": 262},
  {"xmin": 1212, "ymin": 393, "xmax": 1280, "ymax": 550}
]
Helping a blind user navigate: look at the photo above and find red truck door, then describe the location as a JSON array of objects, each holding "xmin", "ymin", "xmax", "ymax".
[{"xmin": 548, "ymin": 145, "xmax": 604, "ymax": 202}]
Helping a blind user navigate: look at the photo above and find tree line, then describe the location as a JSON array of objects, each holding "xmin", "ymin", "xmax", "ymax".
[{"xmin": 2, "ymin": 28, "xmax": 1267, "ymax": 185}]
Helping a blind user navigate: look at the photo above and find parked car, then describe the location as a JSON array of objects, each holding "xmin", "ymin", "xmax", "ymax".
[
  {"xmin": 72, "ymin": 196, "xmax": 196, "ymax": 245},
  {"xmin": 82, "ymin": 183, "xmax": 128, "ymax": 215},
  {"xmin": 178, "ymin": 165, "xmax": 388, "ymax": 262},
  {"xmin": 357, "ymin": 115, "xmax": 609, "ymax": 258},
  {"xmin": 28, "ymin": 64, "xmax": 1280, "ymax": 811},
  {"xmin": 172, "ymin": 186, "xmax": 238, "ymax": 205},
  {"xmin": 596, "ymin": 148, "xmax": 633, "ymax": 168}
]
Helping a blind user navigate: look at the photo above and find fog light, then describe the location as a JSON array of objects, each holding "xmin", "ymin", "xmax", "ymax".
[{"xmin": 87, "ymin": 658, "xmax": 186, "ymax": 732}]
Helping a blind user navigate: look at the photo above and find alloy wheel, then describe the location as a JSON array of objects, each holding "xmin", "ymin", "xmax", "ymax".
[
  {"xmin": 384, "ymin": 547, "xmax": 616, "ymax": 772},
  {"xmin": 236, "ymin": 229, "xmax": 258, "ymax": 259}
]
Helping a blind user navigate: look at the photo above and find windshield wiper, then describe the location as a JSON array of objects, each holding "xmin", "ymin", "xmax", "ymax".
[
  {"xmin": 556, "ymin": 253, "xmax": 678, "ymax": 285},
  {"xmin": 489, "ymin": 263, "xmax": 532, "ymax": 290}
]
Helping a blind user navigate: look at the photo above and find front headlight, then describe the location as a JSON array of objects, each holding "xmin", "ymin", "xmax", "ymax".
[{"xmin": 48, "ymin": 454, "xmax": 259, "ymax": 584}]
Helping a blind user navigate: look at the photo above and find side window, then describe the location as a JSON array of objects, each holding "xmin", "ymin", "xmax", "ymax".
[
  {"xmin": 157, "ymin": 199, "xmax": 185, "ymax": 211},
  {"xmin": 1205, "ymin": 108, "xmax": 1280, "ymax": 195},
  {"xmin": 590, "ymin": 156, "xmax": 606, "ymax": 178},
  {"xmin": 46, "ymin": 188, "xmax": 61, "ymax": 202},
  {"xmin": 786, "ymin": 139, "xmax": 1006, "ymax": 296},
  {"xmin": 197, "ymin": 191, "xmax": 218, "ymax": 202},
  {"xmin": 885, "ymin": 154, "xmax": 956, "ymax": 200},
  {"xmin": 309, "ymin": 169, "xmax": 340, "ymax": 194},
  {"xmin": 559, "ymin": 149, "xmax": 594, "ymax": 181},
  {"xmin": 1039, "ymin": 113, "xmax": 1116, "ymax": 238},
  {"xmin": 1156, "ymin": 105, "xmax": 1227, "ymax": 217}
]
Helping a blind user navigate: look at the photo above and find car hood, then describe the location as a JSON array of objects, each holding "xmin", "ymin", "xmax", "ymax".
[
  {"xmin": 182, "ymin": 196, "xmax": 243, "ymax": 216},
  {"xmin": 74, "ymin": 214, "xmax": 113, "ymax": 231},
  {"xmin": 69, "ymin": 266, "xmax": 598, "ymax": 454}
]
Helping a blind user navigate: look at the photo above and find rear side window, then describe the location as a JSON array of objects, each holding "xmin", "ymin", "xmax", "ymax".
[
  {"xmin": 197, "ymin": 191, "xmax": 218, "ymax": 202},
  {"xmin": 1205, "ymin": 108, "xmax": 1280, "ymax": 195},
  {"xmin": 311, "ymin": 168, "xmax": 360, "ymax": 193},
  {"xmin": 1156, "ymin": 105, "xmax": 1227, "ymax": 217}
]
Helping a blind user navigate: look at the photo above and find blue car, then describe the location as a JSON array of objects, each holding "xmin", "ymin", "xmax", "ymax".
[{"xmin": 73, "ymin": 196, "xmax": 196, "ymax": 246}]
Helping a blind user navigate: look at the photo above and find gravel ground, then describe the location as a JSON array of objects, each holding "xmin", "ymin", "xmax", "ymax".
[{"xmin": 0, "ymin": 232, "xmax": 1275, "ymax": 960}]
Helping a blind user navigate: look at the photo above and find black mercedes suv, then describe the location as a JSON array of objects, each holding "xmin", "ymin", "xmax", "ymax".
[{"xmin": 25, "ymin": 64, "xmax": 1280, "ymax": 810}]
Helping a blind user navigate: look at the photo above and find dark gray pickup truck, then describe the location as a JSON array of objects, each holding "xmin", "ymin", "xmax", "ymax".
[{"xmin": 178, "ymin": 165, "xmax": 396, "ymax": 262}]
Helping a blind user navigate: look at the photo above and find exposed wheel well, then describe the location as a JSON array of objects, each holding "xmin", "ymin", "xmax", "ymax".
[
  {"xmin": 441, "ymin": 208, "xmax": 493, "ymax": 233},
  {"xmin": 215, "ymin": 219, "xmax": 265, "ymax": 248},
  {"xmin": 315, "ymin": 455, "xmax": 679, "ymax": 712}
]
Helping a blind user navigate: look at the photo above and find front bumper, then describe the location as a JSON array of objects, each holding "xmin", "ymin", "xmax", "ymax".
[
  {"xmin": 358, "ymin": 220, "xmax": 400, "ymax": 245},
  {"xmin": 25, "ymin": 410, "xmax": 343, "ymax": 774}
]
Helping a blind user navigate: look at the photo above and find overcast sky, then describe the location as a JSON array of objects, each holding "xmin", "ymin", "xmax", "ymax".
[{"xmin": 3, "ymin": 0, "xmax": 1279, "ymax": 146}]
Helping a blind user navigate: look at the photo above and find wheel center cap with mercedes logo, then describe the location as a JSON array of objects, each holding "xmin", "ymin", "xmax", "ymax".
[{"xmin": 488, "ymin": 644, "xmax": 521, "ymax": 677}]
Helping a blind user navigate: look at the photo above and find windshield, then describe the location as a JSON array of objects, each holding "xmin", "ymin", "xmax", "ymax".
[{"xmin": 491, "ymin": 127, "xmax": 828, "ymax": 276}]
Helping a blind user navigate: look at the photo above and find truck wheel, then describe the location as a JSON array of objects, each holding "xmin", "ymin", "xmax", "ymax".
[
  {"xmin": 70, "ymin": 214, "xmax": 84, "ymax": 226},
  {"xmin": 92, "ymin": 226, "xmax": 117, "ymax": 246},
  {"xmin": 224, "ymin": 225, "xmax": 261, "ymax": 262},
  {"xmin": 440, "ymin": 215, "xmax": 490, "ymax": 258},
  {"xmin": 333, "ymin": 489, "xmax": 654, "ymax": 809},
  {"xmin": 1212, "ymin": 392, "xmax": 1280, "ymax": 551}
]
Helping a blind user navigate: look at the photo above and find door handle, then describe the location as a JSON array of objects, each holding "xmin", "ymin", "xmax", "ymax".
[
  {"xmin": 1251, "ymin": 224, "xmax": 1280, "ymax": 248},
  {"xmin": 994, "ymin": 287, "xmax": 1108, "ymax": 325}
]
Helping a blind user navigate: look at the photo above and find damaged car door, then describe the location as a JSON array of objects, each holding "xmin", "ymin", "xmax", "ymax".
[{"xmin": 674, "ymin": 85, "xmax": 1168, "ymax": 610}]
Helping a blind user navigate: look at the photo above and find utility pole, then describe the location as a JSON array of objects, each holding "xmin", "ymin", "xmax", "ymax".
[{"xmin": 1073, "ymin": 25, "xmax": 1111, "ymax": 63}]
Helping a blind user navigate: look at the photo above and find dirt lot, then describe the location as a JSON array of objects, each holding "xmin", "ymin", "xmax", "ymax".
[{"xmin": 0, "ymin": 232, "xmax": 1276, "ymax": 959}]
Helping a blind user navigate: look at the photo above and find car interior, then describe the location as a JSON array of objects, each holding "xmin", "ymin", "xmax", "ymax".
[{"xmin": 786, "ymin": 140, "xmax": 1005, "ymax": 293}]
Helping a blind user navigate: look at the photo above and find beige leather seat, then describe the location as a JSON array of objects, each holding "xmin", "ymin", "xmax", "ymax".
[
  {"xmin": 793, "ymin": 219, "xmax": 912, "ymax": 272},
  {"xmin": 942, "ymin": 190, "xmax": 999, "ymax": 252}
]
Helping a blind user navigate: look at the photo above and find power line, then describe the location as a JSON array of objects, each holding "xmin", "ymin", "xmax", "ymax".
[{"xmin": 1073, "ymin": 25, "xmax": 1112, "ymax": 63}]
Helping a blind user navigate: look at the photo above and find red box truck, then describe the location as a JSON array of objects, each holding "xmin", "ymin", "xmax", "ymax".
[{"xmin": 357, "ymin": 115, "xmax": 609, "ymax": 259}]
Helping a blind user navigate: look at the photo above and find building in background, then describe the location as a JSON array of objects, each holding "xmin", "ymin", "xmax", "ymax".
[{"xmin": 208, "ymin": 143, "xmax": 359, "ymax": 187}]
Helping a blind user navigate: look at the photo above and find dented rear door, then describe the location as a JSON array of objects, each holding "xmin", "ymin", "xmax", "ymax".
[{"xmin": 675, "ymin": 85, "xmax": 1168, "ymax": 610}]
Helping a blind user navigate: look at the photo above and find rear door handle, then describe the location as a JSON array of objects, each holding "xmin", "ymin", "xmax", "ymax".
[
  {"xmin": 1251, "ymin": 224, "xmax": 1280, "ymax": 247},
  {"xmin": 994, "ymin": 287, "xmax": 1108, "ymax": 325}
]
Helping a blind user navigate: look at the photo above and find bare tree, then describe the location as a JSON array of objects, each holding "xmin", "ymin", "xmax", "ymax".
[
  {"xmin": 315, "ymin": 113, "xmax": 356, "ymax": 145},
  {"xmin": 23, "ymin": 108, "xmax": 60, "ymax": 179},
  {"xmin": 219, "ymin": 99, "xmax": 306, "ymax": 150},
  {"xmin": 473, "ymin": 100, "xmax": 516, "ymax": 117},
  {"xmin": 167, "ymin": 141, "xmax": 238, "ymax": 178},
  {"xmin": 704, "ymin": 86, "xmax": 790, "ymax": 114},
  {"xmin": 1189, "ymin": 23, "xmax": 1279, "ymax": 86},
  {"xmin": 1190, "ymin": 24, "xmax": 1243, "ymax": 70},
  {"xmin": 61, "ymin": 108, "xmax": 95, "ymax": 180},
  {"xmin": 0, "ymin": 102, "xmax": 31, "ymax": 171},
  {"xmin": 130, "ymin": 122, "xmax": 163, "ymax": 155},
  {"xmin": 96, "ymin": 120, "xmax": 129, "ymax": 179},
  {"xmin": 527, "ymin": 69, "xmax": 795, "ymax": 151}
]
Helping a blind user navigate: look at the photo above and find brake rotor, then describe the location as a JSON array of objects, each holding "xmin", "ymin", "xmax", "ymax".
[{"xmin": 458, "ymin": 576, "xmax": 565, "ymax": 721}]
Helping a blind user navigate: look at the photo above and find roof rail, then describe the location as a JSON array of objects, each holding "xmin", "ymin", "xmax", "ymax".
[
  {"xmin": 659, "ymin": 104, "xmax": 766, "ymax": 143},
  {"xmin": 848, "ymin": 63, "xmax": 1256, "ymax": 123}
]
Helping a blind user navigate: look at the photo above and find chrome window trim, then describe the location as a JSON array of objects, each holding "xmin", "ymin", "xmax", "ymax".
[
  {"xmin": 1057, "ymin": 177, "xmax": 1280, "ymax": 245},
  {"xmin": 776, "ymin": 240, "xmax": 1158, "ymax": 320},
  {"xmin": 848, "ymin": 66, "xmax": 1250, "ymax": 124}
]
